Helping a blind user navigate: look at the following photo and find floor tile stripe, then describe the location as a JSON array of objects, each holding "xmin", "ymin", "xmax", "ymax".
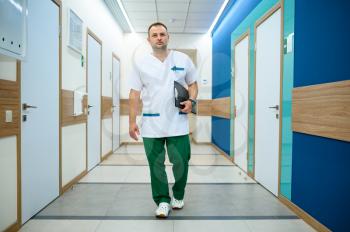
[
  {"xmin": 98, "ymin": 164, "xmax": 235, "ymax": 167},
  {"xmin": 112, "ymin": 153, "xmax": 223, "ymax": 156},
  {"xmin": 34, "ymin": 215, "xmax": 299, "ymax": 220},
  {"xmin": 76, "ymin": 182, "xmax": 257, "ymax": 185}
]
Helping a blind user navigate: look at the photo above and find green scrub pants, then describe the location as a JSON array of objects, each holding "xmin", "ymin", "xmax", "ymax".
[{"xmin": 143, "ymin": 135, "xmax": 191, "ymax": 205}]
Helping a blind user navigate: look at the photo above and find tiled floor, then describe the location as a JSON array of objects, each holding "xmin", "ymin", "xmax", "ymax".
[{"xmin": 20, "ymin": 143, "xmax": 315, "ymax": 232}]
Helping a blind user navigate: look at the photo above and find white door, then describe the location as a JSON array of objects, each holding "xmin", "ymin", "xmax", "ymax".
[
  {"xmin": 21, "ymin": 0, "xmax": 59, "ymax": 223},
  {"xmin": 234, "ymin": 35, "xmax": 249, "ymax": 172},
  {"xmin": 254, "ymin": 8, "xmax": 282, "ymax": 196},
  {"xmin": 87, "ymin": 34, "xmax": 101, "ymax": 171},
  {"xmin": 112, "ymin": 56, "xmax": 120, "ymax": 151}
]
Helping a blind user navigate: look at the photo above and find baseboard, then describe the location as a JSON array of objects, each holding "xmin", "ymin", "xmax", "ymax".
[
  {"xmin": 191, "ymin": 137, "xmax": 211, "ymax": 145},
  {"xmin": 101, "ymin": 150, "xmax": 113, "ymax": 161},
  {"xmin": 4, "ymin": 221, "xmax": 19, "ymax": 232},
  {"xmin": 279, "ymin": 195, "xmax": 331, "ymax": 232},
  {"xmin": 211, "ymin": 143, "xmax": 234, "ymax": 163},
  {"xmin": 120, "ymin": 142, "xmax": 143, "ymax": 146},
  {"xmin": 247, "ymin": 172, "xmax": 254, "ymax": 179},
  {"xmin": 61, "ymin": 170, "xmax": 88, "ymax": 194}
]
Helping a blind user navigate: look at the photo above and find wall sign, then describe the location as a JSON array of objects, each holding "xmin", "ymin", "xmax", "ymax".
[{"xmin": 68, "ymin": 9, "xmax": 83, "ymax": 54}]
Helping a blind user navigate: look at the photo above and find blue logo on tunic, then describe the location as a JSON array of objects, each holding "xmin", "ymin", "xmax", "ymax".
[{"xmin": 171, "ymin": 66, "xmax": 185, "ymax": 71}]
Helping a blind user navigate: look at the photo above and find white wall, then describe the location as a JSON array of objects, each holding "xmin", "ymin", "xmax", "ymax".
[
  {"xmin": 0, "ymin": 55, "xmax": 18, "ymax": 231},
  {"xmin": 61, "ymin": 0, "xmax": 124, "ymax": 92},
  {"xmin": 62, "ymin": 124, "xmax": 86, "ymax": 186},
  {"xmin": 102, "ymin": 118, "xmax": 112, "ymax": 156},
  {"xmin": 61, "ymin": 0, "xmax": 124, "ymax": 185},
  {"xmin": 120, "ymin": 115, "xmax": 143, "ymax": 143},
  {"xmin": 193, "ymin": 116, "xmax": 212, "ymax": 142},
  {"xmin": 0, "ymin": 136, "xmax": 17, "ymax": 231},
  {"xmin": 0, "ymin": 55, "xmax": 17, "ymax": 81},
  {"xmin": 120, "ymin": 33, "xmax": 212, "ymax": 143}
]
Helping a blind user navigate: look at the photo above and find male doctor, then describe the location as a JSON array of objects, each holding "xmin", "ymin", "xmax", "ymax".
[{"xmin": 128, "ymin": 22, "xmax": 198, "ymax": 218}]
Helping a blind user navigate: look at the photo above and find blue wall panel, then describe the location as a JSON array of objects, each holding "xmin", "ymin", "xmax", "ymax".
[
  {"xmin": 212, "ymin": 0, "xmax": 261, "ymax": 152},
  {"xmin": 292, "ymin": 134, "xmax": 350, "ymax": 232},
  {"xmin": 293, "ymin": 0, "xmax": 350, "ymax": 231},
  {"xmin": 294, "ymin": 0, "xmax": 350, "ymax": 87},
  {"xmin": 212, "ymin": 116, "xmax": 231, "ymax": 155}
]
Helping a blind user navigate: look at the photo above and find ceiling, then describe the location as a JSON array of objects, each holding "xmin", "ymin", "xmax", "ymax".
[{"xmin": 105, "ymin": 0, "xmax": 226, "ymax": 34}]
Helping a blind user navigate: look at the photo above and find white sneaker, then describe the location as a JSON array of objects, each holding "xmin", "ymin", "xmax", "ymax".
[
  {"xmin": 155, "ymin": 202, "xmax": 171, "ymax": 218},
  {"xmin": 171, "ymin": 198, "xmax": 184, "ymax": 209}
]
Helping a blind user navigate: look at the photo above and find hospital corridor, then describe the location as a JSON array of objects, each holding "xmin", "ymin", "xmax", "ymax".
[{"xmin": 0, "ymin": 0, "xmax": 349, "ymax": 232}]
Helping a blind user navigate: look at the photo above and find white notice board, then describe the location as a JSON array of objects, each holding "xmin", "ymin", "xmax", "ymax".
[{"xmin": 68, "ymin": 9, "xmax": 83, "ymax": 54}]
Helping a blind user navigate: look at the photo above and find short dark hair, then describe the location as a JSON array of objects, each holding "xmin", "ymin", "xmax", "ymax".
[{"xmin": 148, "ymin": 22, "xmax": 168, "ymax": 35}]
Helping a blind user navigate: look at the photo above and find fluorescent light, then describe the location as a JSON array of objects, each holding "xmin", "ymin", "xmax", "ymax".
[
  {"xmin": 9, "ymin": 0, "xmax": 23, "ymax": 12},
  {"xmin": 116, "ymin": 0, "xmax": 135, "ymax": 33},
  {"xmin": 207, "ymin": 0, "xmax": 230, "ymax": 35}
]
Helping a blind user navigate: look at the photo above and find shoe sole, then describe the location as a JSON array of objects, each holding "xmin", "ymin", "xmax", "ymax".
[
  {"xmin": 172, "ymin": 206, "xmax": 184, "ymax": 210},
  {"xmin": 156, "ymin": 214, "xmax": 168, "ymax": 218}
]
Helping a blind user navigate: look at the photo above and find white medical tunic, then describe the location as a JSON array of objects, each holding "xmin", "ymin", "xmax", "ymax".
[{"xmin": 128, "ymin": 50, "xmax": 197, "ymax": 138}]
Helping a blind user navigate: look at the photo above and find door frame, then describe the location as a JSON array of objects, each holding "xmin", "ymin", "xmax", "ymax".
[
  {"xmin": 253, "ymin": 1, "xmax": 284, "ymax": 195},
  {"xmin": 233, "ymin": 30, "xmax": 250, "ymax": 173},
  {"xmin": 55, "ymin": 0, "xmax": 63, "ymax": 197},
  {"xmin": 85, "ymin": 28, "xmax": 103, "ymax": 170},
  {"xmin": 112, "ymin": 53, "xmax": 120, "ymax": 152}
]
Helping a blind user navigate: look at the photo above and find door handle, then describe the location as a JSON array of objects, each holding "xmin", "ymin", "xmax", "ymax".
[
  {"xmin": 87, "ymin": 105, "xmax": 93, "ymax": 108},
  {"xmin": 23, "ymin": 103, "xmax": 38, "ymax": 110},
  {"xmin": 268, "ymin": 105, "xmax": 279, "ymax": 110}
]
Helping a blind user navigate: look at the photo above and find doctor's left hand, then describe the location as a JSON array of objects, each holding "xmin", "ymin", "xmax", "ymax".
[
  {"xmin": 180, "ymin": 100, "xmax": 192, "ymax": 113},
  {"xmin": 129, "ymin": 122, "xmax": 140, "ymax": 141}
]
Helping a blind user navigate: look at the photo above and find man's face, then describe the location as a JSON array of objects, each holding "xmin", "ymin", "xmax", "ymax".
[{"xmin": 147, "ymin": 25, "xmax": 169, "ymax": 50}]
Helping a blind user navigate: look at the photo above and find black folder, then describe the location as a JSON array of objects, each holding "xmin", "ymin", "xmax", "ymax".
[{"xmin": 174, "ymin": 81, "xmax": 197, "ymax": 114}]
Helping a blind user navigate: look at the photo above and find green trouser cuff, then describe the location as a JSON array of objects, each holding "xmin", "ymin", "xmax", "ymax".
[
  {"xmin": 157, "ymin": 198, "xmax": 171, "ymax": 205},
  {"xmin": 143, "ymin": 135, "xmax": 191, "ymax": 205}
]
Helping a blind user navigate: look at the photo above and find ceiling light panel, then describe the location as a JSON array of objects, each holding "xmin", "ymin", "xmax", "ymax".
[
  {"xmin": 157, "ymin": 2, "xmax": 190, "ymax": 12},
  {"xmin": 134, "ymin": 26, "xmax": 149, "ymax": 32},
  {"xmin": 188, "ymin": 2, "xmax": 222, "ymax": 12},
  {"xmin": 156, "ymin": 0, "xmax": 189, "ymax": 2},
  {"xmin": 185, "ymin": 20, "xmax": 212, "ymax": 28},
  {"xmin": 183, "ymin": 27, "xmax": 208, "ymax": 33},
  {"xmin": 158, "ymin": 12, "xmax": 187, "ymax": 20},
  {"xmin": 113, "ymin": 0, "xmax": 227, "ymax": 34},
  {"xmin": 122, "ymin": 0, "xmax": 154, "ymax": 2},
  {"xmin": 131, "ymin": 19, "xmax": 158, "ymax": 26},
  {"xmin": 122, "ymin": 2, "xmax": 156, "ymax": 11},
  {"xmin": 161, "ymin": 20, "xmax": 185, "ymax": 27},
  {"xmin": 167, "ymin": 27, "xmax": 186, "ymax": 33},
  {"xmin": 187, "ymin": 12, "xmax": 217, "ymax": 20},
  {"xmin": 190, "ymin": 0, "xmax": 224, "ymax": 3},
  {"xmin": 127, "ymin": 11, "xmax": 157, "ymax": 20}
]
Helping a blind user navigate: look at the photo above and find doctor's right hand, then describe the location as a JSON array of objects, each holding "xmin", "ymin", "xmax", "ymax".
[{"xmin": 129, "ymin": 122, "xmax": 140, "ymax": 141}]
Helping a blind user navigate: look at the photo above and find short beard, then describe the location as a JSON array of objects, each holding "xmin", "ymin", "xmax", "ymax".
[{"xmin": 152, "ymin": 44, "xmax": 167, "ymax": 51}]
